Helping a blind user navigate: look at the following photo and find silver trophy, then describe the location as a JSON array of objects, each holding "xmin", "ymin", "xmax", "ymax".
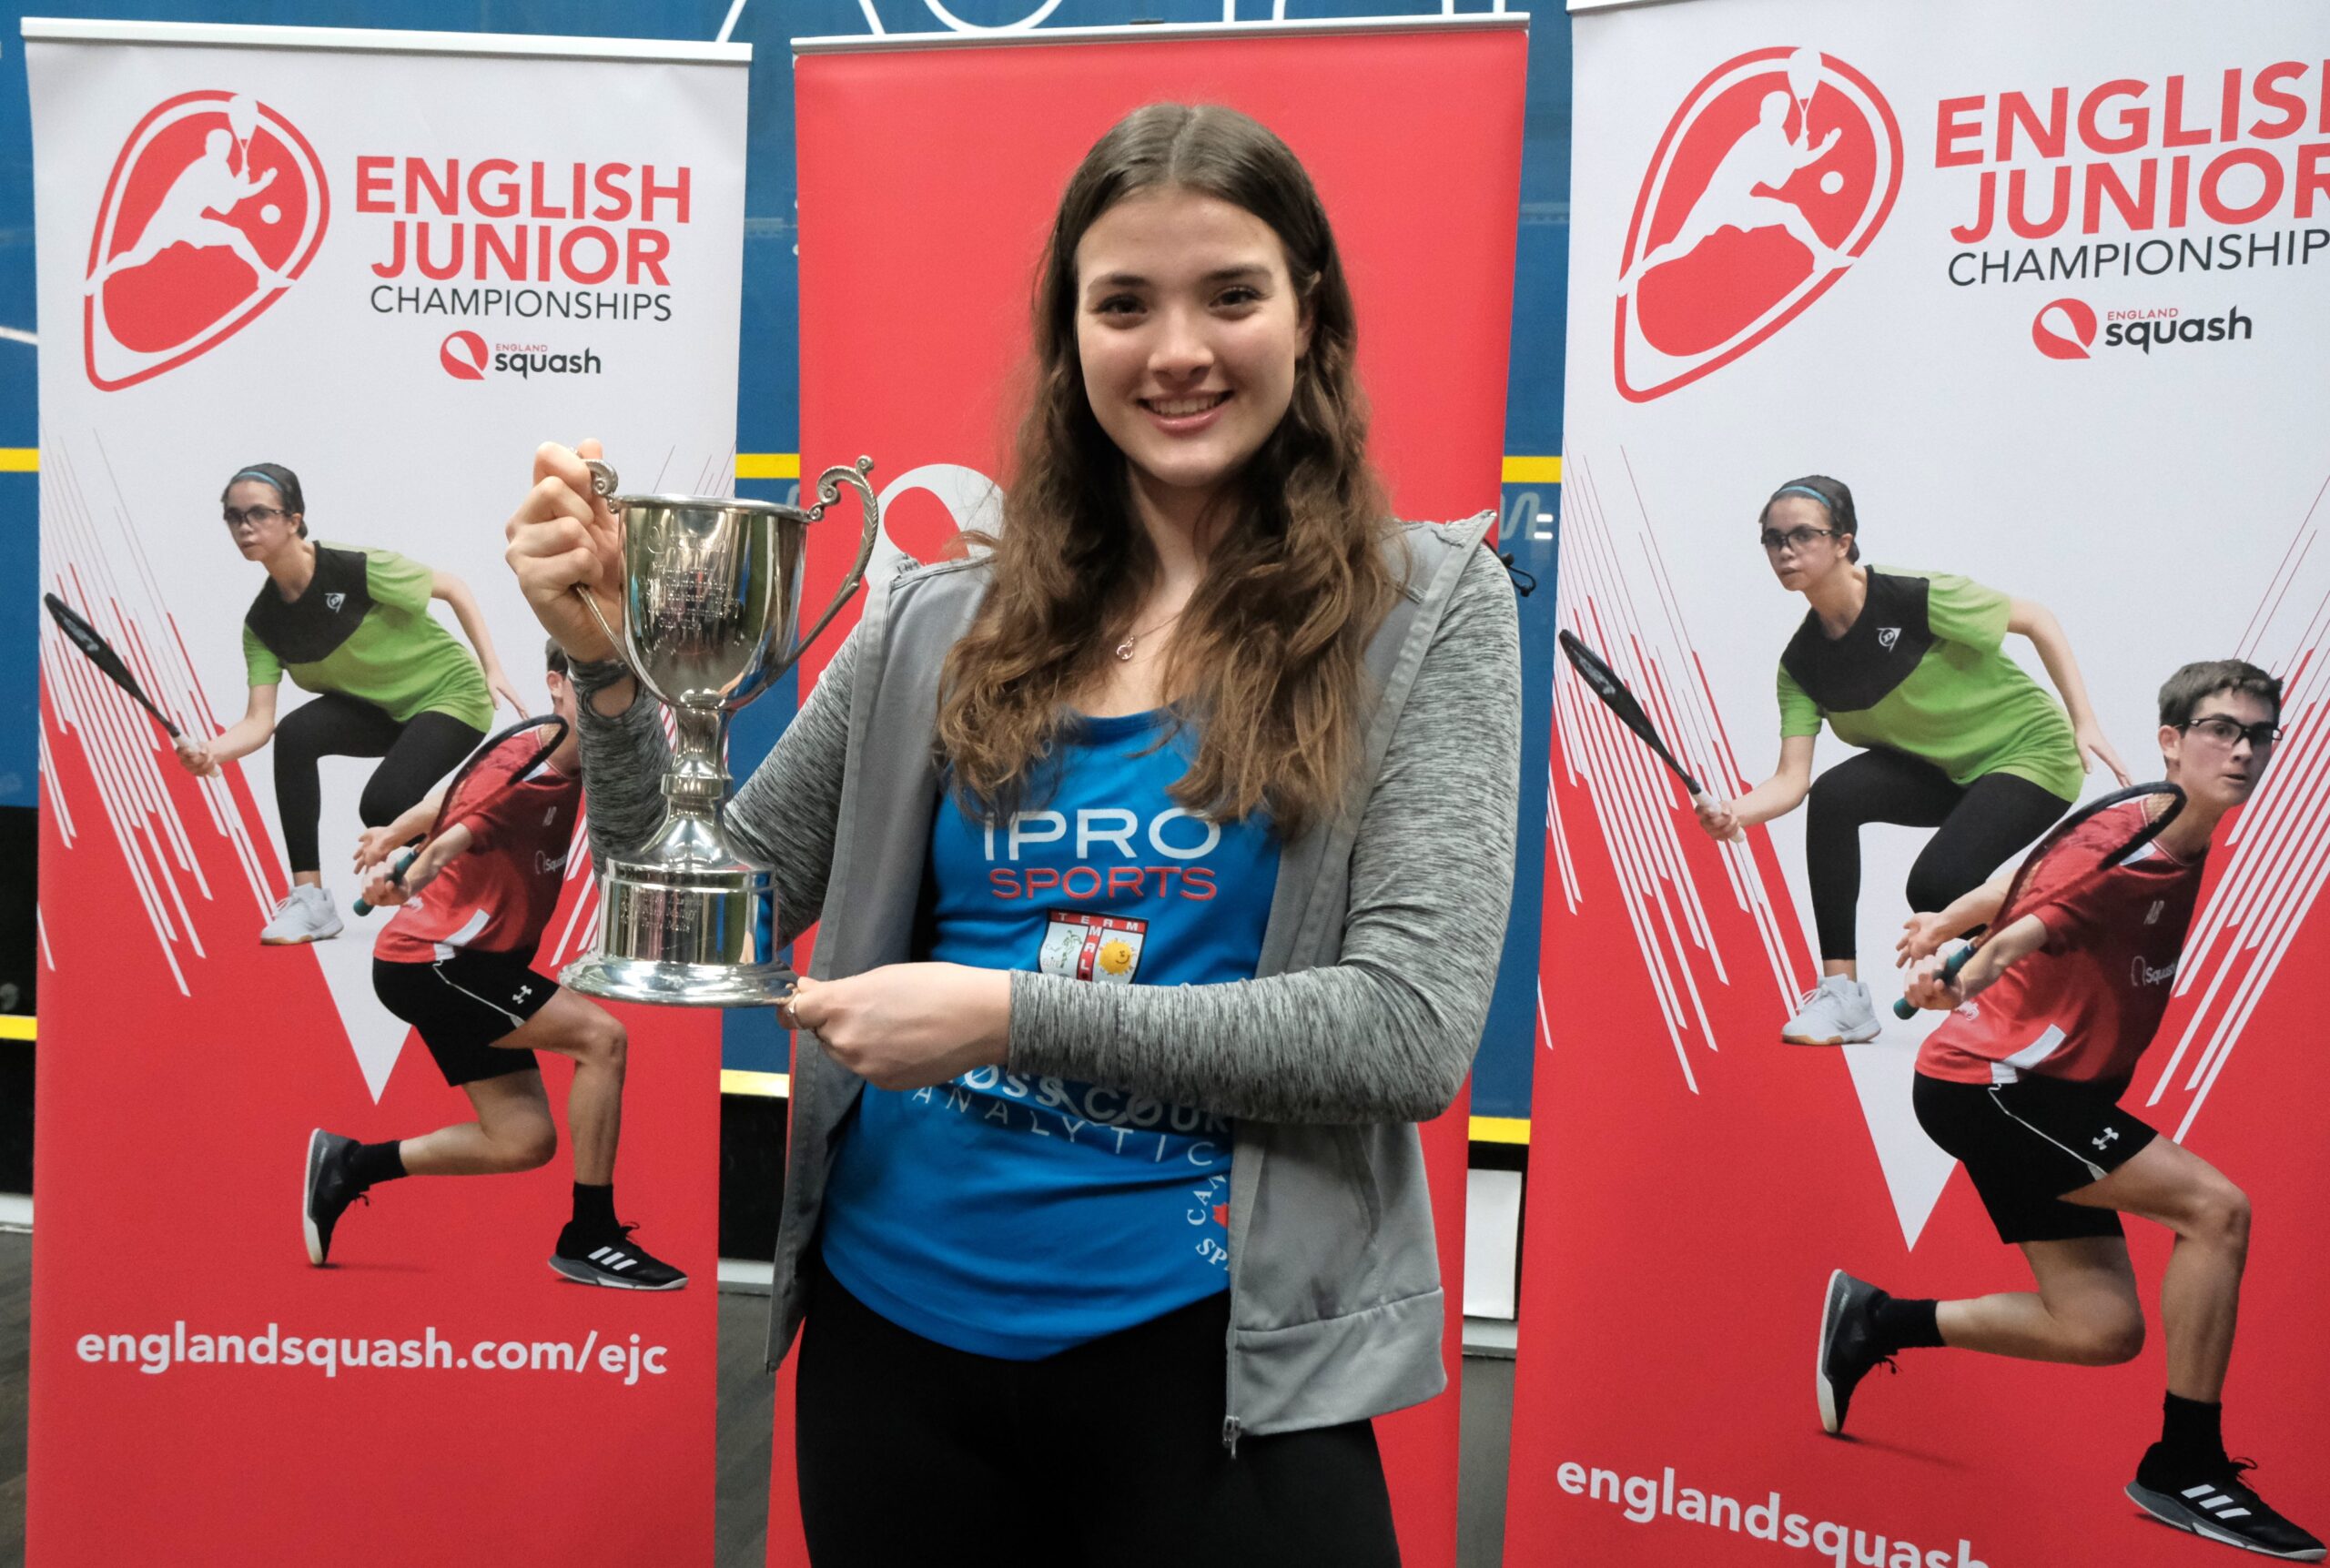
[{"xmin": 559, "ymin": 455, "xmax": 880, "ymax": 1007}]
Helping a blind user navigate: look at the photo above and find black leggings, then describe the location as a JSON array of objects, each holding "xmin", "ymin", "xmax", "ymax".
[
  {"xmin": 795, "ymin": 1256, "xmax": 1401, "ymax": 1568},
  {"xmin": 271, "ymin": 693, "xmax": 482, "ymax": 874},
  {"xmin": 1805, "ymin": 748, "xmax": 2070, "ymax": 961}
]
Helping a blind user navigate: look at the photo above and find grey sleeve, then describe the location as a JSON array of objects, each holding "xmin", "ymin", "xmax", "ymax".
[
  {"xmin": 726, "ymin": 626, "xmax": 859, "ymax": 946},
  {"xmin": 1005, "ymin": 543, "xmax": 1523, "ymax": 1125},
  {"xmin": 572, "ymin": 663, "xmax": 673, "ymax": 865},
  {"xmin": 573, "ymin": 623, "xmax": 862, "ymax": 948}
]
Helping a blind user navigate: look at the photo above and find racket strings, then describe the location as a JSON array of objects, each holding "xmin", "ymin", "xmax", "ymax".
[
  {"xmin": 1971, "ymin": 783, "xmax": 2188, "ymax": 956},
  {"xmin": 422, "ymin": 715, "xmax": 572, "ymax": 848}
]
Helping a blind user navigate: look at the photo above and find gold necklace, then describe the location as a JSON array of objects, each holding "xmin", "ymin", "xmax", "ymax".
[{"xmin": 1114, "ymin": 605, "xmax": 1188, "ymax": 662}]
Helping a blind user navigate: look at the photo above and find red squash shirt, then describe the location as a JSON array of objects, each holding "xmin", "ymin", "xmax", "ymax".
[
  {"xmin": 374, "ymin": 744, "xmax": 582, "ymax": 964},
  {"xmin": 1919, "ymin": 802, "xmax": 2205, "ymax": 1087}
]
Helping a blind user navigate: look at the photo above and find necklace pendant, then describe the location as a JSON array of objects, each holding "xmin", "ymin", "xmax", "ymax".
[{"xmin": 1114, "ymin": 636, "xmax": 1137, "ymax": 662}]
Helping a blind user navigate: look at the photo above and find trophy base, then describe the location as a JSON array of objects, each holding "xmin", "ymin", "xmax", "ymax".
[
  {"xmin": 562, "ymin": 847, "xmax": 788, "ymax": 1009},
  {"xmin": 559, "ymin": 952, "xmax": 796, "ymax": 1009}
]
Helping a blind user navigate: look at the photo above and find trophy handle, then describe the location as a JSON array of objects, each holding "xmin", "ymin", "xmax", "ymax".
[
  {"xmin": 776, "ymin": 456, "xmax": 881, "ymax": 677},
  {"xmin": 567, "ymin": 582, "xmax": 645, "ymax": 683},
  {"xmin": 562, "ymin": 456, "xmax": 667, "ymax": 705}
]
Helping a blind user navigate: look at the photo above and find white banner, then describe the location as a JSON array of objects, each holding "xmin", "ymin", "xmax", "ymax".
[
  {"xmin": 1507, "ymin": 4, "xmax": 2330, "ymax": 1563},
  {"xmin": 32, "ymin": 22, "xmax": 747, "ymax": 1097},
  {"xmin": 27, "ymin": 25, "xmax": 744, "ymax": 1563},
  {"xmin": 1561, "ymin": 0, "xmax": 2328, "ymax": 1242}
]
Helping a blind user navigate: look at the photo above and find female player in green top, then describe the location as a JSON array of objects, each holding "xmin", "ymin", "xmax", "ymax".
[
  {"xmin": 173, "ymin": 462, "xmax": 525, "ymax": 945},
  {"xmin": 1695, "ymin": 475, "xmax": 2128, "ymax": 1045}
]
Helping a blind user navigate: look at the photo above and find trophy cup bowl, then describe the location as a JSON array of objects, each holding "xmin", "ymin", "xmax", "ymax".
[{"xmin": 558, "ymin": 455, "xmax": 879, "ymax": 1007}]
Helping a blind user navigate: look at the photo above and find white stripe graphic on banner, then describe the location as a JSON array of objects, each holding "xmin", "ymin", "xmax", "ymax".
[
  {"xmin": 2147, "ymin": 475, "xmax": 2330, "ymax": 1140},
  {"xmin": 1555, "ymin": 447, "xmax": 1962, "ymax": 1243},
  {"xmin": 1551, "ymin": 448, "xmax": 1824, "ymax": 1089}
]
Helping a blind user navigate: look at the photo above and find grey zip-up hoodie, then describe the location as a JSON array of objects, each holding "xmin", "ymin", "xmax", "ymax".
[{"xmin": 571, "ymin": 511, "xmax": 1521, "ymax": 1439}]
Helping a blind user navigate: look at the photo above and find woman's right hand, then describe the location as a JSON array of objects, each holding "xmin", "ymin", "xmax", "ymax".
[
  {"xmin": 505, "ymin": 438, "xmax": 623, "ymax": 664},
  {"xmin": 173, "ymin": 736, "xmax": 218, "ymax": 778},
  {"xmin": 1693, "ymin": 794, "xmax": 1742, "ymax": 841}
]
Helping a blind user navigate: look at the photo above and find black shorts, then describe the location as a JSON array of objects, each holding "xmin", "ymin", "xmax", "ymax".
[
  {"xmin": 372, "ymin": 952, "xmax": 551, "ymax": 1087},
  {"xmin": 1913, "ymin": 1071, "xmax": 2159, "ymax": 1244}
]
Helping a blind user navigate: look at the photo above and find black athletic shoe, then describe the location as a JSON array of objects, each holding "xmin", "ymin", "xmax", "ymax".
[
  {"xmin": 549, "ymin": 1223, "xmax": 688, "ymax": 1291},
  {"xmin": 1816, "ymin": 1269, "xmax": 1893, "ymax": 1435},
  {"xmin": 302, "ymin": 1128, "xmax": 369, "ymax": 1266},
  {"xmin": 2128, "ymin": 1448, "xmax": 2326, "ymax": 1561}
]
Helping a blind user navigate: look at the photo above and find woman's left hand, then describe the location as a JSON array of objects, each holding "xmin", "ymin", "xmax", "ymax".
[
  {"xmin": 486, "ymin": 667, "xmax": 530, "ymax": 717},
  {"xmin": 2075, "ymin": 721, "xmax": 2132, "ymax": 787},
  {"xmin": 786, "ymin": 963, "xmax": 1012, "ymax": 1091}
]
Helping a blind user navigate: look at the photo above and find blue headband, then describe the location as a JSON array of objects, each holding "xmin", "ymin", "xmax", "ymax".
[
  {"xmin": 231, "ymin": 468, "xmax": 285, "ymax": 491},
  {"xmin": 1773, "ymin": 483, "xmax": 1834, "ymax": 513}
]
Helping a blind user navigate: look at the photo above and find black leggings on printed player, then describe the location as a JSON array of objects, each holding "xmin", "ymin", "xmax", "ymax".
[
  {"xmin": 272, "ymin": 693, "xmax": 483, "ymax": 875},
  {"xmin": 1805, "ymin": 747, "xmax": 2070, "ymax": 961},
  {"xmin": 795, "ymin": 1255, "xmax": 1401, "ymax": 1568}
]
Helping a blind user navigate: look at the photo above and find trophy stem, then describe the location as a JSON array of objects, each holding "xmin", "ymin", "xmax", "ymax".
[{"xmin": 664, "ymin": 704, "xmax": 729, "ymax": 814}]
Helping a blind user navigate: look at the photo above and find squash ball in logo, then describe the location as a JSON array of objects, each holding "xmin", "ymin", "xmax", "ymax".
[
  {"xmin": 441, "ymin": 330, "xmax": 490, "ymax": 380},
  {"xmin": 83, "ymin": 90, "xmax": 329, "ymax": 392},
  {"xmin": 1616, "ymin": 46, "xmax": 1901, "ymax": 401}
]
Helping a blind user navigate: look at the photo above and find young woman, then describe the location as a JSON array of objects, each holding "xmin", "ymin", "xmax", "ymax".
[
  {"xmin": 174, "ymin": 462, "xmax": 524, "ymax": 944},
  {"xmin": 1697, "ymin": 475, "xmax": 2127, "ymax": 1046},
  {"xmin": 504, "ymin": 105, "xmax": 1521, "ymax": 1564}
]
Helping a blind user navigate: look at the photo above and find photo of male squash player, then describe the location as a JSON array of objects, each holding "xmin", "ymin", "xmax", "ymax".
[
  {"xmin": 1816, "ymin": 660, "xmax": 2319, "ymax": 1561},
  {"xmin": 301, "ymin": 641, "xmax": 684, "ymax": 1291}
]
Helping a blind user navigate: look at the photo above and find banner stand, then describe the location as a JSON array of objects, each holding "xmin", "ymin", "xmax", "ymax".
[{"xmin": 27, "ymin": 21, "xmax": 747, "ymax": 1563}]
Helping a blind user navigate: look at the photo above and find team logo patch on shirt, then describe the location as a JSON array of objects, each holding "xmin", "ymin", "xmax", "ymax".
[
  {"xmin": 324, "ymin": 592, "xmax": 345, "ymax": 612},
  {"xmin": 1876, "ymin": 625, "xmax": 1900, "ymax": 651},
  {"xmin": 1038, "ymin": 911, "xmax": 1147, "ymax": 985}
]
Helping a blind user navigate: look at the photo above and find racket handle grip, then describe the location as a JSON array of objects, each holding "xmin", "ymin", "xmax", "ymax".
[
  {"xmin": 1893, "ymin": 943, "xmax": 1976, "ymax": 1018},
  {"xmin": 1691, "ymin": 792, "xmax": 1747, "ymax": 845},
  {"xmin": 353, "ymin": 847, "xmax": 418, "ymax": 916}
]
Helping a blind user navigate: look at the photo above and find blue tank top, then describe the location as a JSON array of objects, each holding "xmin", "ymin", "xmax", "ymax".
[{"xmin": 818, "ymin": 708, "xmax": 1281, "ymax": 1359}]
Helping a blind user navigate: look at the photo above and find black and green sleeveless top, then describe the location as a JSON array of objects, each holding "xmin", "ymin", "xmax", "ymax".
[{"xmin": 1776, "ymin": 566, "xmax": 2081, "ymax": 800}]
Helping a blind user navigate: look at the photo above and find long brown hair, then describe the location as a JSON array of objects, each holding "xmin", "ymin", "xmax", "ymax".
[{"xmin": 937, "ymin": 103, "xmax": 1399, "ymax": 839}]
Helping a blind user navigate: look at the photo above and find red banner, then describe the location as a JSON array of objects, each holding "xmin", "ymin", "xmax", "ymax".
[{"xmin": 785, "ymin": 20, "xmax": 1527, "ymax": 1566}]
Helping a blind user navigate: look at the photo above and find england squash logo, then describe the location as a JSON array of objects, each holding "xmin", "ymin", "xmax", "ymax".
[
  {"xmin": 83, "ymin": 90, "xmax": 329, "ymax": 391},
  {"xmin": 1616, "ymin": 47, "xmax": 1901, "ymax": 402}
]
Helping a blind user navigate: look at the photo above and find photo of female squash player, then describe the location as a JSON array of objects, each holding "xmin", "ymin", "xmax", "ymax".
[
  {"xmin": 1695, "ymin": 474, "xmax": 2130, "ymax": 1046},
  {"xmin": 171, "ymin": 462, "xmax": 528, "ymax": 945},
  {"xmin": 504, "ymin": 104, "xmax": 1521, "ymax": 1566}
]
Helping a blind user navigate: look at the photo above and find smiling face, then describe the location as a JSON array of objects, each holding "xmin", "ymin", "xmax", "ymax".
[
  {"xmin": 222, "ymin": 478, "xmax": 300, "ymax": 560},
  {"xmin": 1073, "ymin": 187, "xmax": 1312, "ymax": 523},
  {"xmin": 2161, "ymin": 686, "xmax": 2277, "ymax": 816}
]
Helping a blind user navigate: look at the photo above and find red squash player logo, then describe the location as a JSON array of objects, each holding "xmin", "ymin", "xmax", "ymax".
[
  {"xmin": 1615, "ymin": 47, "xmax": 1901, "ymax": 402},
  {"xmin": 83, "ymin": 90, "xmax": 329, "ymax": 392}
]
